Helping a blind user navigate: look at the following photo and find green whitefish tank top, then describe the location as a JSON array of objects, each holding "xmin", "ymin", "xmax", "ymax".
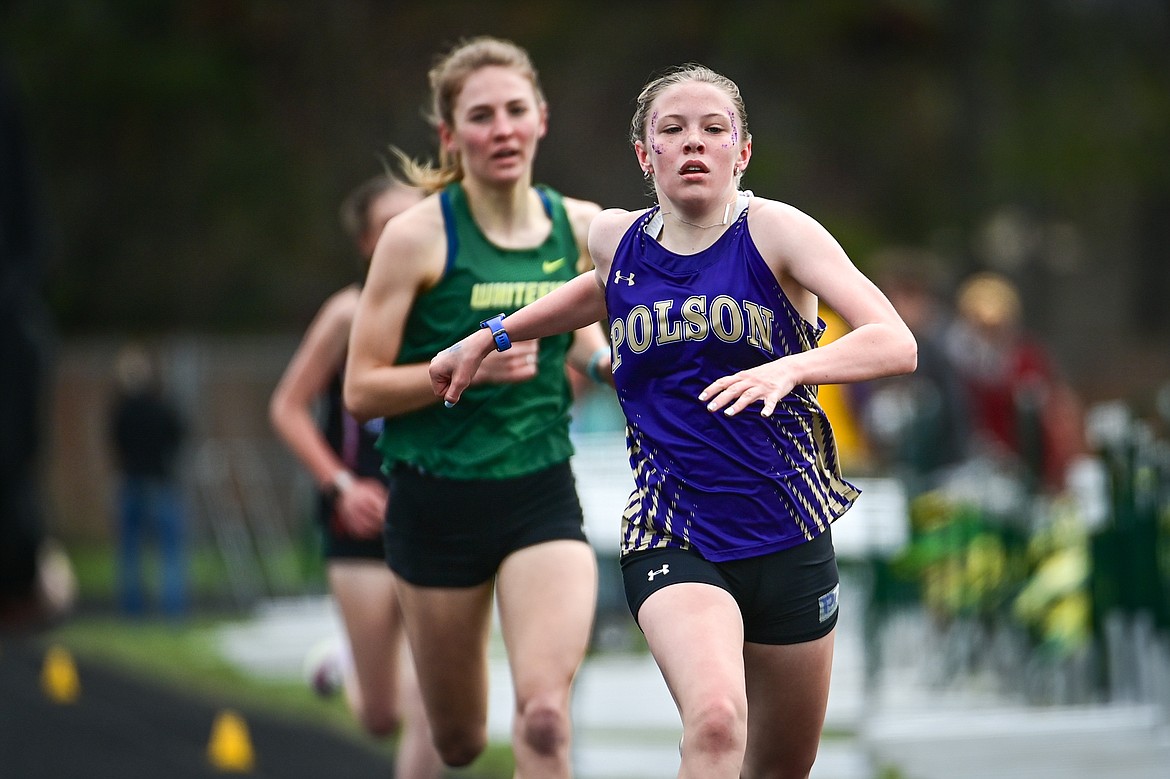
[{"xmin": 377, "ymin": 182, "xmax": 579, "ymax": 479}]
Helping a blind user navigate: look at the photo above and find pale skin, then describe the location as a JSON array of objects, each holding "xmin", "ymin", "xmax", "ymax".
[
  {"xmin": 344, "ymin": 64, "xmax": 604, "ymax": 776},
  {"xmin": 269, "ymin": 185, "xmax": 446, "ymax": 778},
  {"xmin": 431, "ymin": 79, "xmax": 916, "ymax": 779}
]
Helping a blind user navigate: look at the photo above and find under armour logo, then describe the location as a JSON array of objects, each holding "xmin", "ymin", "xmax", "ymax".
[
  {"xmin": 647, "ymin": 564, "xmax": 670, "ymax": 581},
  {"xmin": 613, "ymin": 269, "xmax": 636, "ymax": 286}
]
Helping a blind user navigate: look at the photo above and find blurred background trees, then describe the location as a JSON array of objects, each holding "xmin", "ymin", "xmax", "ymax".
[{"xmin": 2, "ymin": 0, "xmax": 1167, "ymax": 406}]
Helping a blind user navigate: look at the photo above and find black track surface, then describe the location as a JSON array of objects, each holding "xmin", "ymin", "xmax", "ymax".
[{"xmin": 0, "ymin": 634, "xmax": 399, "ymax": 778}]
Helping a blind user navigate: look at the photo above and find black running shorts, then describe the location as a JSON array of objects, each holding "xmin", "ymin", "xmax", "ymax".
[
  {"xmin": 318, "ymin": 495, "xmax": 386, "ymax": 561},
  {"xmin": 620, "ymin": 528, "xmax": 840, "ymax": 645},
  {"xmin": 383, "ymin": 461, "xmax": 589, "ymax": 587}
]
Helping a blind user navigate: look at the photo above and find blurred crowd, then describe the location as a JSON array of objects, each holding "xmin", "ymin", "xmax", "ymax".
[
  {"xmin": 832, "ymin": 253, "xmax": 1086, "ymax": 499},
  {"xmin": 827, "ymin": 252, "xmax": 1170, "ymax": 705}
]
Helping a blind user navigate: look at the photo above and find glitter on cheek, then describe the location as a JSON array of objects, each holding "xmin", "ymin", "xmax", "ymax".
[{"xmin": 648, "ymin": 111, "xmax": 664, "ymax": 154}]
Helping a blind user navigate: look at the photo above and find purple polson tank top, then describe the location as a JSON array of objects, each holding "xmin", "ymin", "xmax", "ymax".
[{"xmin": 605, "ymin": 197, "xmax": 860, "ymax": 562}]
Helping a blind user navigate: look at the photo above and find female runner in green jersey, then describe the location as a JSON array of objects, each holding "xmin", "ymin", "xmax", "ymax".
[{"xmin": 345, "ymin": 37, "xmax": 610, "ymax": 777}]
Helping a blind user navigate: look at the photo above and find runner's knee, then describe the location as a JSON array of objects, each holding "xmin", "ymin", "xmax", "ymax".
[
  {"xmin": 432, "ymin": 724, "xmax": 487, "ymax": 767},
  {"xmin": 358, "ymin": 707, "xmax": 401, "ymax": 739},
  {"xmin": 518, "ymin": 696, "xmax": 569, "ymax": 757},
  {"xmin": 684, "ymin": 698, "xmax": 745, "ymax": 760}
]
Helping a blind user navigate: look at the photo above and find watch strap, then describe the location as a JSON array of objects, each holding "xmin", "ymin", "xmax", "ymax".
[{"xmin": 480, "ymin": 313, "xmax": 511, "ymax": 352}]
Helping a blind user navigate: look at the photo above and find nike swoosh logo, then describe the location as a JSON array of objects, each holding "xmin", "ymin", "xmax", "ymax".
[{"xmin": 542, "ymin": 257, "xmax": 567, "ymax": 274}]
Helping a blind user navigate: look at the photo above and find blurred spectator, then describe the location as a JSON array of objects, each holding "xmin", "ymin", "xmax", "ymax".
[
  {"xmin": 108, "ymin": 343, "xmax": 189, "ymax": 617},
  {"xmin": 858, "ymin": 251, "xmax": 971, "ymax": 490},
  {"xmin": 944, "ymin": 271, "xmax": 1084, "ymax": 492}
]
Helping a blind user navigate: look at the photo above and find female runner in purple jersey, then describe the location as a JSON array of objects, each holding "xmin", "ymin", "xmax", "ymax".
[{"xmin": 430, "ymin": 64, "xmax": 917, "ymax": 778}]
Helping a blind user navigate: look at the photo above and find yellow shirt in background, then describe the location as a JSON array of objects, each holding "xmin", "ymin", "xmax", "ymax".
[{"xmin": 818, "ymin": 307, "xmax": 871, "ymax": 471}]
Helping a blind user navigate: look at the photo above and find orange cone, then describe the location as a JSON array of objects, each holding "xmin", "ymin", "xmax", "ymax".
[
  {"xmin": 207, "ymin": 709, "xmax": 255, "ymax": 773},
  {"xmin": 41, "ymin": 645, "xmax": 80, "ymax": 704}
]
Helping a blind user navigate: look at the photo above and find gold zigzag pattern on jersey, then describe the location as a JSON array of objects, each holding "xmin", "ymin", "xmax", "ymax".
[{"xmin": 622, "ymin": 432, "xmax": 687, "ymax": 553}]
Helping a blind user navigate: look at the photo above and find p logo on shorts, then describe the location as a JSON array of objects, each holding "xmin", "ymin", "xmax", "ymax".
[{"xmin": 818, "ymin": 583, "xmax": 840, "ymax": 623}]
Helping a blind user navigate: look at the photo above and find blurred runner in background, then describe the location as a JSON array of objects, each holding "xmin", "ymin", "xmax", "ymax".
[{"xmin": 270, "ymin": 174, "xmax": 443, "ymax": 777}]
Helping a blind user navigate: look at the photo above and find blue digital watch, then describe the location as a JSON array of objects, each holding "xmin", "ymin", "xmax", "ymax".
[{"xmin": 480, "ymin": 313, "xmax": 511, "ymax": 352}]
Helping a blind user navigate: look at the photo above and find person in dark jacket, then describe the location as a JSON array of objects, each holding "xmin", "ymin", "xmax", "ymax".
[{"xmin": 109, "ymin": 343, "xmax": 188, "ymax": 617}]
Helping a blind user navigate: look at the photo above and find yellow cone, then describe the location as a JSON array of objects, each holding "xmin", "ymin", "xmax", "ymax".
[
  {"xmin": 41, "ymin": 644, "xmax": 80, "ymax": 704},
  {"xmin": 207, "ymin": 709, "xmax": 255, "ymax": 773}
]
